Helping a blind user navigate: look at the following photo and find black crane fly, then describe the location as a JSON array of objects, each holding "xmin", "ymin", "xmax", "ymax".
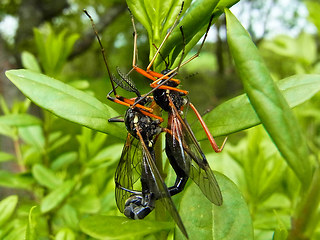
[
  {"xmin": 129, "ymin": 11, "xmax": 225, "ymax": 205},
  {"xmin": 154, "ymin": 75, "xmax": 223, "ymax": 205},
  {"xmin": 83, "ymin": 9, "xmax": 189, "ymax": 238},
  {"xmin": 109, "ymin": 72, "xmax": 189, "ymax": 238}
]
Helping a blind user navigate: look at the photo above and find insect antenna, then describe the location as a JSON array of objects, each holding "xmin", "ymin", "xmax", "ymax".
[
  {"xmin": 178, "ymin": 13, "xmax": 215, "ymax": 68},
  {"xmin": 113, "ymin": 67, "xmax": 141, "ymax": 97},
  {"xmin": 83, "ymin": 9, "xmax": 118, "ymax": 96},
  {"xmin": 146, "ymin": 1, "xmax": 184, "ymax": 71},
  {"xmin": 152, "ymin": 43, "xmax": 170, "ymax": 70}
]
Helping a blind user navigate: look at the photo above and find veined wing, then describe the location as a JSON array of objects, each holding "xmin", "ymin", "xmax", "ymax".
[
  {"xmin": 169, "ymin": 99, "xmax": 223, "ymax": 206},
  {"xmin": 115, "ymin": 133, "xmax": 143, "ymax": 213},
  {"xmin": 135, "ymin": 128, "xmax": 188, "ymax": 239}
]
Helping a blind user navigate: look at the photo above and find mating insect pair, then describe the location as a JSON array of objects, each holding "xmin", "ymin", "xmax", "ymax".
[{"xmin": 84, "ymin": 3, "xmax": 226, "ymax": 239}]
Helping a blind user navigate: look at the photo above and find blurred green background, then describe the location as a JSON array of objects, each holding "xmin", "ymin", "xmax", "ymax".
[{"xmin": 0, "ymin": 0, "xmax": 320, "ymax": 239}]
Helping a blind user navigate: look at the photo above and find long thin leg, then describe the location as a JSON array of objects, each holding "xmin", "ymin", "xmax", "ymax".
[
  {"xmin": 189, "ymin": 103, "xmax": 227, "ymax": 152},
  {"xmin": 129, "ymin": 9, "xmax": 139, "ymax": 69},
  {"xmin": 107, "ymin": 90, "xmax": 158, "ymax": 115}
]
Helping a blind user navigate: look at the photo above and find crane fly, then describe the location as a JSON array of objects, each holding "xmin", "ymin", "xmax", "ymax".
[
  {"xmin": 84, "ymin": 9, "xmax": 189, "ymax": 239},
  {"xmin": 128, "ymin": 4, "xmax": 227, "ymax": 205}
]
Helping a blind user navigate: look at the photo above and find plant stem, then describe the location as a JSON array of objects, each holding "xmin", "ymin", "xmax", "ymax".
[{"xmin": 288, "ymin": 167, "xmax": 320, "ymax": 239}]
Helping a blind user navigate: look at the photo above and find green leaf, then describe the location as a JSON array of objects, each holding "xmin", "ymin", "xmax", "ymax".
[
  {"xmin": 19, "ymin": 125, "xmax": 45, "ymax": 150},
  {"xmin": 260, "ymin": 33, "xmax": 316, "ymax": 66},
  {"xmin": 0, "ymin": 170, "xmax": 34, "ymax": 190},
  {"xmin": 40, "ymin": 180, "xmax": 76, "ymax": 213},
  {"xmin": 5, "ymin": 69, "xmax": 126, "ymax": 139},
  {"xmin": 87, "ymin": 143, "xmax": 123, "ymax": 167},
  {"xmin": 33, "ymin": 25, "xmax": 79, "ymax": 75},
  {"xmin": 48, "ymin": 135, "xmax": 71, "ymax": 152},
  {"xmin": 157, "ymin": 0, "xmax": 239, "ymax": 68},
  {"xmin": 0, "ymin": 152, "xmax": 14, "ymax": 162},
  {"xmin": 176, "ymin": 172, "xmax": 253, "ymax": 240},
  {"xmin": 0, "ymin": 195, "xmax": 19, "ymax": 228},
  {"xmin": 70, "ymin": 193, "xmax": 101, "ymax": 214},
  {"xmin": 21, "ymin": 51, "xmax": 41, "ymax": 73},
  {"xmin": 55, "ymin": 228, "xmax": 76, "ymax": 240},
  {"xmin": 80, "ymin": 215, "xmax": 173, "ymax": 239},
  {"xmin": 68, "ymin": 80, "xmax": 90, "ymax": 90},
  {"xmin": 58, "ymin": 204, "xmax": 79, "ymax": 231},
  {"xmin": 126, "ymin": 0, "xmax": 153, "ymax": 43},
  {"xmin": 25, "ymin": 206, "xmax": 37, "ymax": 240},
  {"xmin": 196, "ymin": 74, "xmax": 320, "ymax": 138},
  {"xmin": 32, "ymin": 164, "xmax": 63, "ymax": 189},
  {"xmin": 225, "ymin": 9, "xmax": 312, "ymax": 186},
  {"xmin": 51, "ymin": 152, "xmax": 78, "ymax": 171},
  {"xmin": 0, "ymin": 114, "xmax": 41, "ymax": 127},
  {"xmin": 0, "ymin": 123, "xmax": 17, "ymax": 139}
]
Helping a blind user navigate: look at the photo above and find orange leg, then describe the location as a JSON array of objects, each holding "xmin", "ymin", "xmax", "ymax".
[
  {"xmin": 150, "ymin": 83, "xmax": 189, "ymax": 95},
  {"xmin": 189, "ymin": 103, "xmax": 227, "ymax": 152},
  {"xmin": 148, "ymin": 70, "xmax": 180, "ymax": 85},
  {"xmin": 133, "ymin": 67, "xmax": 157, "ymax": 81},
  {"xmin": 139, "ymin": 109, "xmax": 163, "ymax": 122},
  {"xmin": 120, "ymin": 97, "xmax": 153, "ymax": 113},
  {"xmin": 108, "ymin": 95, "xmax": 154, "ymax": 113}
]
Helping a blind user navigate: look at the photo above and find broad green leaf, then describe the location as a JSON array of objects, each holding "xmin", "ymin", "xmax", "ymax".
[
  {"xmin": 21, "ymin": 51, "xmax": 41, "ymax": 73},
  {"xmin": 196, "ymin": 74, "xmax": 320, "ymax": 138},
  {"xmin": 225, "ymin": 9, "xmax": 312, "ymax": 186},
  {"xmin": 0, "ymin": 152, "xmax": 14, "ymax": 162},
  {"xmin": 32, "ymin": 164, "xmax": 63, "ymax": 189},
  {"xmin": 0, "ymin": 195, "xmax": 19, "ymax": 228},
  {"xmin": 0, "ymin": 114, "xmax": 41, "ymax": 127},
  {"xmin": 176, "ymin": 172, "xmax": 253, "ymax": 240},
  {"xmin": 5, "ymin": 69, "xmax": 126, "ymax": 139},
  {"xmin": 55, "ymin": 228, "xmax": 76, "ymax": 240},
  {"xmin": 0, "ymin": 170, "xmax": 34, "ymax": 190},
  {"xmin": 80, "ymin": 215, "xmax": 173, "ymax": 239},
  {"xmin": 40, "ymin": 180, "xmax": 76, "ymax": 213},
  {"xmin": 25, "ymin": 206, "xmax": 37, "ymax": 240}
]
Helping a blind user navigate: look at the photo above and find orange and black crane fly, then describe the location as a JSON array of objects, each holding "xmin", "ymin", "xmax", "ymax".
[{"xmin": 84, "ymin": 3, "xmax": 227, "ymax": 238}]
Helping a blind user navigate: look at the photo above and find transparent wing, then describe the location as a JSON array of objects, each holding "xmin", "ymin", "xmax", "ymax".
[
  {"xmin": 169, "ymin": 100, "xmax": 223, "ymax": 205},
  {"xmin": 136, "ymin": 128, "xmax": 188, "ymax": 238},
  {"xmin": 115, "ymin": 134, "xmax": 143, "ymax": 213}
]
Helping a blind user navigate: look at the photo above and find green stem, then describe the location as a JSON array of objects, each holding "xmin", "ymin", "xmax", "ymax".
[{"xmin": 288, "ymin": 167, "xmax": 320, "ymax": 239}]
